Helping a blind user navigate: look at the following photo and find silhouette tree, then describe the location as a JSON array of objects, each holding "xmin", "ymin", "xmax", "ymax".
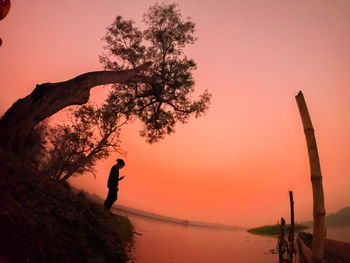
[
  {"xmin": 100, "ymin": 3, "xmax": 211, "ymax": 143},
  {"xmin": 43, "ymin": 100, "xmax": 127, "ymax": 182},
  {"xmin": 0, "ymin": 3, "xmax": 211, "ymax": 184},
  {"xmin": 0, "ymin": 3, "xmax": 210, "ymax": 156},
  {"xmin": 43, "ymin": 3, "xmax": 212, "ymax": 181}
]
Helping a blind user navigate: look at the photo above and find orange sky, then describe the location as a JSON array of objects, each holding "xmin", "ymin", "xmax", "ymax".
[{"xmin": 1, "ymin": 0, "xmax": 349, "ymax": 227}]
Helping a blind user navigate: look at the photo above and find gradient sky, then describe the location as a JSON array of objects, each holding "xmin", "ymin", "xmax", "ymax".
[{"xmin": 1, "ymin": 0, "xmax": 349, "ymax": 227}]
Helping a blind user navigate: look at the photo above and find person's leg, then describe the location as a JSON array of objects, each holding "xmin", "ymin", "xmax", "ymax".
[
  {"xmin": 104, "ymin": 188, "xmax": 118, "ymax": 209},
  {"xmin": 109, "ymin": 189, "xmax": 118, "ymax": 208},
  {"xmin": 104, "ymin": 189, "xmax": 113, "ymax": 209}
]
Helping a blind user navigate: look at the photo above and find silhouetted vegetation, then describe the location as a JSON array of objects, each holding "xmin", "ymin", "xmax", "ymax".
[
  {"xmin": 0, "ymin": 150, "xmax": 134, "ymax": 262},
  {"xmin": 100, "ymin": 2, "xmax": 211, "ymax": 143},
  {"xmin": 326, "ymin": 207, "xmax": 350, "ymax": 227},
  {"xmin": 1, "ymin": 3, "xmax": 211, "ymax": 184},
  {"xmin": 1, "ymin": 2, "xmax": 210, "ymax": 159},
  {"xmin": 41, "ymin": 102, "xmax": 127, "ymax": 182},
  {"xmin": 303, "ymin": 207, "xmax": 350, "ymax": 227},
  {"xmin": 39, "ymin": 3, "xmax": 211, "ymax": 182},
  {"xmin": 248, "ymin": 224, "xmax": 309, "ymax": 236}
]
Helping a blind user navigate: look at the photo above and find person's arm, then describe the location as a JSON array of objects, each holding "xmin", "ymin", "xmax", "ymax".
[{"xmin": 119, "ymin": 176, "xmax": 125, "ymax": 181}]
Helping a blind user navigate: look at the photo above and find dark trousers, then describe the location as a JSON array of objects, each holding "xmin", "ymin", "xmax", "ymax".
[{"xmin": 104, "ymin": 188, "xmax": 118, "ymax": 209}]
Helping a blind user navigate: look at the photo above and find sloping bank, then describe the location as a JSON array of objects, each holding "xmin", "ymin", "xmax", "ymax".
[{"xmin": 0, "ymin": 151, "xmax": 134, "ymax": 263}]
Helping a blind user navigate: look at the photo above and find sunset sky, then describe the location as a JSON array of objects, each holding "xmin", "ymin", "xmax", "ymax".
[{"xmin": 1, "ymin": 0, "xmax": 349, "ymax": 227}]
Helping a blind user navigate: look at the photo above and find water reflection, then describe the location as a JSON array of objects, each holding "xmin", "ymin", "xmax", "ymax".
[{"xmin": 121, "ymin": 213, "xmax": 278, "ymax": 263}]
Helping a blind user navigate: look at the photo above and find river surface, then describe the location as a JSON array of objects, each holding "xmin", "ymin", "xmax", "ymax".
[
  {"xmin": 123, "ymin": 213, "xmax": 278, "ymax": 263},
  {"xmin": 116, "ymin": 211, "xmax": 350, "ymax": 263}
]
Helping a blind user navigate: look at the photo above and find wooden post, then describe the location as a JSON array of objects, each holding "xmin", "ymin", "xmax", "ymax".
[
  {"xmin": 295, "ymin": 91, "xmax": 326, "ymax": 263},
  {"xmin": 289, "ymin": 191, "xmax": 295, "ymax": 263},
  {"xmin": 278, "ymin": 217, "xmax": 286, "ymax": 263}
]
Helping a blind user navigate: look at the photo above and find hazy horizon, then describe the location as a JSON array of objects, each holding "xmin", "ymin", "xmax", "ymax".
[
  {"xmin": 1, "ymin": 0, "xmax": 349, "ymax": 227},
  {"xmin": 78, "ymin": 188, "xmax": 350, "ymax": 228}
]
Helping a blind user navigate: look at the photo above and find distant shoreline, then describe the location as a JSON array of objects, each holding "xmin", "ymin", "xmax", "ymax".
[
  {"xmin": 73, "ymin": 188, "xmax": 244, "ymax": 230},
  {"xmin": 113, "ymin": 205, "xmax": 243, "ymax": 231}
]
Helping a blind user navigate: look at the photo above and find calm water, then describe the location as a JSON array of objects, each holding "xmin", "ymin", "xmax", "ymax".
[
  {"xmin": 115, "ymin": 211, "xmax": 350, "ymax": 263},
  {"xmin": 123, "ymin": 214, "xmax": 278, "ymax": 263}
]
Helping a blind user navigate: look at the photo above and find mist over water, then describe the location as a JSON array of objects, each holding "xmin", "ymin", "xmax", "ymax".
[
  {"xmin": 126, "ymin": 214, "xmax": 278, "ymax": 263},
  {"xmin": 114, "ymin": 210, "xmax": 350, "ymax": 262}
]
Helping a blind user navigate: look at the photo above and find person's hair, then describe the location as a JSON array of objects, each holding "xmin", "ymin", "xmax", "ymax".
[{"xmin": 116, "ymin": 158, "xmax": 125, "ymax": 167}]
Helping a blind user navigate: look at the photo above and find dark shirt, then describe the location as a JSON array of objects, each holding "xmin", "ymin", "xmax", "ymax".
[{"xmin": 107, "ymin": 165, "xmax": 120, "ymax": 189}]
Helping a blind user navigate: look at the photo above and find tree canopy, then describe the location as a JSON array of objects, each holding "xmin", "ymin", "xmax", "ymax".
[{"xmin": 100, "ymin": 3, "xmax": 211, "ymax": 143}]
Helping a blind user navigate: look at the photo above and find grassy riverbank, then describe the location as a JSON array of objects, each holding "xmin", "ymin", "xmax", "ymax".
[
  {"xmin": 0, "ymin": 151, "xmax": 134, "ymax": 263},
  {"xmin": 248, "ymin": 224, "xmax": 309, "ymax": 236}
]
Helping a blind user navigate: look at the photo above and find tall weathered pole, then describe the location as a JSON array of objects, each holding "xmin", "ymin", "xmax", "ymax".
[
  {"xmin": 295, "ymin": 91, "xmax": 326, "ymax": 263},
  {"xmin": 289, "ymin": 191, "xmax": 295, "ymax": 263}
]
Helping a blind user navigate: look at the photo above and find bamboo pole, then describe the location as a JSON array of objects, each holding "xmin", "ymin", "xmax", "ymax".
[
  {"xmin": 295, "ymin": 91, "xmax": 326, "ymax": 263},
  {"xmin": 289, "ymin": 191, "xmax": 295, "ymax": 263}
]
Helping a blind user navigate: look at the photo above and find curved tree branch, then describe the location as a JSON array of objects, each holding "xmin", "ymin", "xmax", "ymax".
[{"xmin": 0, "ymin": 62, "xmax": 152, "ymax": 152}]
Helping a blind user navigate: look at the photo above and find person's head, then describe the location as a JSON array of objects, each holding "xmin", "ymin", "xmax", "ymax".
[{"xmin": 116, "ymin": 158, "xmax": 125, "ymax": 169}]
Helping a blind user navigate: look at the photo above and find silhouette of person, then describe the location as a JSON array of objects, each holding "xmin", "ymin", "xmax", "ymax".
[{"xmin": 104, "ymin": 159, "xmax": 125, "ymax": 209}]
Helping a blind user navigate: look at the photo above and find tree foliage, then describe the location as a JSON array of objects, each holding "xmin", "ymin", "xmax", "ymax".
[
  {"xmin": 40, "ymin": 3, "xmax": 211, "ymax": 182},
  {"xmin": 100, "ymin": 3, "xmax": 211, "ymax": 143},
  {"xmin": 42, "ymin": 101, "xmax": 126, "ymax": 182}
]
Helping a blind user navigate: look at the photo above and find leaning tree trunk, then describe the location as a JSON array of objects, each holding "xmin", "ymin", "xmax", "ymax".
[
  {"xmin": 295, "ymin": 91, "xmax": 326, "ymax": 263},
  {"xmin": 0, "ymin": 62, "xmax": 151, "ymax": 153}
]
